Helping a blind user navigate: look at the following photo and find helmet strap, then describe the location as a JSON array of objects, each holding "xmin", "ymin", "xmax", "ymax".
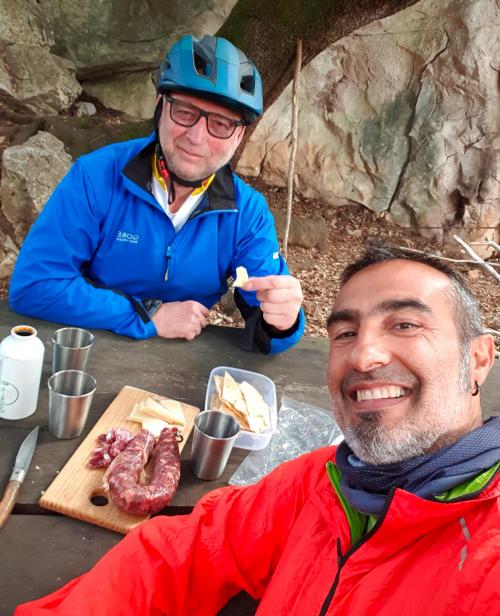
[{"xmin": 154, "ymin": 96, "xmax": 210, "ymax": 205}]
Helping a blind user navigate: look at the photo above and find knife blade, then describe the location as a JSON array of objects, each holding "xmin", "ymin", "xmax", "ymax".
[{"xmin": 0, "ymin": 426, "xmax": 39, "ymax": 528}]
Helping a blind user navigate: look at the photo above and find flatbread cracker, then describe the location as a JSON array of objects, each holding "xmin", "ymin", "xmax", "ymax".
[
  {"xmin": 240, "ymin": 381, "xmax": 270, "ymax": 430},
  {"xmin": 210, "ymin": 371, "xmax": 271, "ymax": 434},
  {"xmin": 210, "ymin": 392, "xmax": 251, "ymax": 431},
  {"xmin": 222, "ymin": 371, "xmax": 248, "ymax": 415},
  {"xmin": 214, "ymin": 374, "xmax": 224, "ymax": 397}
]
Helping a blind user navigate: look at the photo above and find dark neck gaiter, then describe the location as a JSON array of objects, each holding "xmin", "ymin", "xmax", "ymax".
[{"xmin": 335, "ymin": 417, "xmax": 500, "ymax": 515}]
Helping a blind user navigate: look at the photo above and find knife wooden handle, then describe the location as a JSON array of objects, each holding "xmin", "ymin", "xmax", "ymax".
[{"xmin": 0, "ymin": 480, "xmax": 21, "ymax": 528}]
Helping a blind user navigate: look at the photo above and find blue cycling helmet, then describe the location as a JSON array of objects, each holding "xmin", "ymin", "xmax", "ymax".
[{"xmin": 157, "ymin": 35, "xmax": 263, "ymax": 123}]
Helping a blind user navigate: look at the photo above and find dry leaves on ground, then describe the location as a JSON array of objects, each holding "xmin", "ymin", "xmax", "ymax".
[{"xmin": 209, "ymin": 178, "xmax": 500, "ymax": 350}]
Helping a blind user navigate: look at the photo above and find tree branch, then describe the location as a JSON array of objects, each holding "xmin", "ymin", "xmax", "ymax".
[
  {"xmin": 283, "ymin": 38, "xmax": 302, "ymax": 259},
  {"xmin": 396, "ymin": 246, "xmax": 500, "ymax": 269},
  {"xmin": 454, "ymin": 235, "xmax": 500, "ymax": 283}
]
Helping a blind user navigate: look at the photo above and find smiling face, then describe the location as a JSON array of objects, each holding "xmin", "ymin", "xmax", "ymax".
[
  {"xmin": 327, "ymin": 260, "xmax": 487, "ymax": 465},
  {"xmin": 157, "ymin": 92, "xmax": 245, "ymax": 182}
]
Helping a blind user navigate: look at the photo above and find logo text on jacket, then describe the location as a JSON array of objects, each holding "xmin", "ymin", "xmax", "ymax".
[{"xmin": 116, "ymin": 231, "xmax": 139, "ymax": 244}]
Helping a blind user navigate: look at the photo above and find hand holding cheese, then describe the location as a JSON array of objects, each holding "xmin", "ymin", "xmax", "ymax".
[
  {"xmin": 210, "ymin": 371, "xmax": 270, "ymax": 433},
  {"xmin": 240, "ymin": 274, "xmax": 303, "ymax": 331}
]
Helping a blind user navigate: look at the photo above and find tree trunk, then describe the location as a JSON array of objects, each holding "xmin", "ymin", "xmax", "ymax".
[{"xmin": 218, "ymin": 0, "xmax": 420, "ymax": 160}]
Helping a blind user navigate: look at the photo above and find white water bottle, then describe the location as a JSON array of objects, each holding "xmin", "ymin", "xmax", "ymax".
[{"xmin": 0, "ymin": 325, "xmax": 45, "ymax": 420}]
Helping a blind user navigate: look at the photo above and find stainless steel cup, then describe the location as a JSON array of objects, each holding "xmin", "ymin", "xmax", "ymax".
[
  {"xmin": 47, "ymin": 370, "xmax": 97, "ymax": 439},
  {"xmin": 191, "ymin": 411, "xmax": 240, "ymax": 480},
  {"xmin": 52, "ymin": 328, "xmax": 95, "ymax": 374}
]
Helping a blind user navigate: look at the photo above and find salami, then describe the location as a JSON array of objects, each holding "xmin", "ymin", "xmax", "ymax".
[
  {"xmin": 103, "ymin": 427, "xmax": 181, "ymax": 515},
  {"xmin": 88, "ymin": 428, "xmax": 134, "ymax": 469}
]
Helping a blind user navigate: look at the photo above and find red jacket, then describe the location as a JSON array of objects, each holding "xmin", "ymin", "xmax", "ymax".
[{"xmin": 15, "ymin": 446, "xmax": 500, "ymax": 615}]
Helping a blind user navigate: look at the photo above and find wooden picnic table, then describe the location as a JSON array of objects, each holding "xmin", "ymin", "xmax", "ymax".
[{"xmin": 0, "ymin": 301, "xmax": 498, "ymax": 615}]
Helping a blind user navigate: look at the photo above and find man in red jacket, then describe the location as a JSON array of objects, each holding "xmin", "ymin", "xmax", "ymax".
[{"xmin": 15, "ymin": 245, "xmax": 499, "ymax": 616}]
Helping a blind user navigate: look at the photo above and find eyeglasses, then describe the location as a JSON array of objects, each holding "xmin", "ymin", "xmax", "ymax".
[{"xmin": 163, "ymin": 94, "xmax": 245, "ymax": 139}]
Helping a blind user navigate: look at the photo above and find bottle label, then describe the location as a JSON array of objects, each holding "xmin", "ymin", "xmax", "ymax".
[{"xmin": 0, "ymin": 358, "xmax": 21, "ymax": 415}]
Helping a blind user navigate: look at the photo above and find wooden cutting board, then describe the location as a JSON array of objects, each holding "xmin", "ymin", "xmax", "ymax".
[{"xmin": 39, "ymin": 386, "xmax": 199, "ymax": 534}]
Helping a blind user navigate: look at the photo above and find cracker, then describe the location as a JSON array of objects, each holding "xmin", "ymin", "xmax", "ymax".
[
  {"xmin": 211, "ymin": 371, "xmax": 271, "ymax": 434},
  {"xmin": 214, "ymin": 375, "xmax": 224, "ymax": 397},
  {"xmin": 210, "ymin": 392, "xmax": 251, "ymax": 431},
  {"xmin": 240, "ymin": 381, "xmax": 270, "ymax": 427},
  {"xmin": 222, "ymin": 371, "xmax": 248, "ymax": 415}
]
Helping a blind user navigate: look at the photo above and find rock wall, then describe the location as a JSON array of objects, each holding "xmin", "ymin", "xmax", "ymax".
[
  {"xmin": 0, "ymin": 0, "xmax": 237, "ymax": 118},
  {"xmin": 48, "ymin": 0, "xmax": 238, "ymax": 119},
  {"xmin": 0, "ymin": 132, "xmax": 72, "ymax": 276},
  {"xmin": 0, "ymin": 0, "xmax": 81, "ymax": 115},
  {"xmin": 237, "ymin": 0, "xmax": 499, "ymax": 248},
  {"xmin": 1, "ymin": 0, "xmax": 498, "ymax": 291}
]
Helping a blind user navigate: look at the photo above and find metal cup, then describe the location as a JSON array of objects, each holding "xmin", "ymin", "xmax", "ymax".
[
  {"xmin": 52, "ymin": 328, "xmax": 95, "ymax": 374},
  {"xmin": 191, "ymin": 411, "xmax": 240, "ymax": 480},
  {"xmin": 47, "ymin": 370, "xmax": 97, "ymax": 439}
]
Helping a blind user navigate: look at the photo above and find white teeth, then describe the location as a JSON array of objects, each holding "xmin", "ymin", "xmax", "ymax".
[{"xmin": 355, "ymin": 386, "xmax": 406, "ymax": 402}]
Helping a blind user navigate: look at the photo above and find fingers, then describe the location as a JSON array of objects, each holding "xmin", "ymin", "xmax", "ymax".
[
  {"xmin": 185, "ymin": 300, "xmax": 210, "ymax": 317},
  {"xmin": 192, "ymin": 301, "xmax": 210, "ymax": 318},
  {"xmin": 153, "ymin": 301, "xmax": 209, "ymax": 340},
  {"xmin": 183, "ymin": 305, "xmax": 208, "ymax": 340},
  {"xmin": 260, "ymin": 302, "xmax": 293, "ymax": 315},
  {"xmin": 242, "ymin": 276, "xmax": 302, "ymax": 332},
  {"xmin": 255, "ymin": 287, "xmax": 301, "ymax": 305},
  {"xmin": 184, "ymin": 321, "xmax": 203, "ymax": 341},
  {"xmin": 242, "ymin": 275, "xmax": 296, "ymax": 292}
]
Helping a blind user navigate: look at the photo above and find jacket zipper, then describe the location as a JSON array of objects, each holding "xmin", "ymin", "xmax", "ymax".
[
  {"xmin": 164, "ymin": 245, "xmax": 172, "ymax": 281},
  {"xmin": 318, "ymin": 488, "xmax": 396, "ymax": 616},
  {"xmin": 319, "ymin": 467, "xmax": 500, "ymax": 614},
  {"xmin": 161, "ymin": 206, "xmax": 236, "ymax": 284}
]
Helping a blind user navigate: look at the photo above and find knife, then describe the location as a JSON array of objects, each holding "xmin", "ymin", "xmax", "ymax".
[{"xmin": 0, "ymin": 426, "xmax": 39, "ymax": 528}]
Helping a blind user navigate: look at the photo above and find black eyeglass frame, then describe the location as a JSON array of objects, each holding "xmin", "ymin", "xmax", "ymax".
[{"xmin": 163, "ymin": 94, "xmax": 246, "ymax": 139}]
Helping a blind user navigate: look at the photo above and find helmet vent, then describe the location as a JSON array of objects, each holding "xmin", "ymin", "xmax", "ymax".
[
  {"xmin": 194, "ymin": 53, "xmax": 210, "ymax": 76},
  {"xmin": 240, "ymin": 75, "xmax": 255, "ymax": 94}
]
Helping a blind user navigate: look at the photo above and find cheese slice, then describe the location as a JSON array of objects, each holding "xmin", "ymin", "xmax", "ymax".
[
  {"xmin": 233, "ymin": 265, "xmax": 249, "ymax": 288},
  {"xmin": 127, "ymin": 408, "xmax": 155, "ymax": 424},
  {"xmin": 158, "ymin": 398, "xmax": 186, "ymax": 427},
  {"xmin": 128, "ymin": 397, "xmax": 185, "ymax": 427},
  {"xmin": 141, "ymin": 418, "xmax": 169, "ymax": 437}
]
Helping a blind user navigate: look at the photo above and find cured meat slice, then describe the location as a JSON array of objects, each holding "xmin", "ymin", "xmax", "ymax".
[
  {"xmin": 88, "ymin": 428, "xmax": 134, "ymax": 469},
  {"xmin": 103, "ymin": 428, "xmax": 181, "ymax": 515}
]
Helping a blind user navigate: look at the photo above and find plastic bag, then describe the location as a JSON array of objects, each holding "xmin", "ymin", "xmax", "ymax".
[{"xmin": 228, "ymin": 395, "xmax": 343, "ymax": 486}]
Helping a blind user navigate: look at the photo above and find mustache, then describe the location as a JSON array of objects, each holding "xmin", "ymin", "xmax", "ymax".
[{"xmin": 339, "ymin": 368, "xmax": 418, "ymax": 396}]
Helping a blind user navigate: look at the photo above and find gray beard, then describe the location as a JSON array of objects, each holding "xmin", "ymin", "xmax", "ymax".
[
  {"xmin": 344, "ymin": 419, "xmax": 443, "ymax": 465},
  {"xmin": 343, "ymin": 409, "xmax": 467, "ymax": 465}
]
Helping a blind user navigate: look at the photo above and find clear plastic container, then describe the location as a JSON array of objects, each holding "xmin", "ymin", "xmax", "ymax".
[{"xmin": 205, "ymin": 366, "xmax": 277, "ymax": 450}]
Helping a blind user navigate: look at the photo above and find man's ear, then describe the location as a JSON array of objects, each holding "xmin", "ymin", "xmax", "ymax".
[{"xmin": 470, "ymin": 334, "xmax": 495, "ymax": 388}]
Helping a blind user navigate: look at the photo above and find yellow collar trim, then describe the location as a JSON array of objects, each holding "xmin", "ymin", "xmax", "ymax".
[{"xmin": 151, "ymin": 153, "xmax": 215, "ymax": 195}]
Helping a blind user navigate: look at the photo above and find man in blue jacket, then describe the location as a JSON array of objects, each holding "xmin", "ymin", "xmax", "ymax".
[{"xmin": 9, "ymin": 35, "xmax": 305, "ymax": 354}]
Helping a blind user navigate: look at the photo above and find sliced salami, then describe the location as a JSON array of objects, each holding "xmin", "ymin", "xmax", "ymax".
[{"xmin": 88, "ymin": 428, "xmax": 134, "ymax": 469}]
